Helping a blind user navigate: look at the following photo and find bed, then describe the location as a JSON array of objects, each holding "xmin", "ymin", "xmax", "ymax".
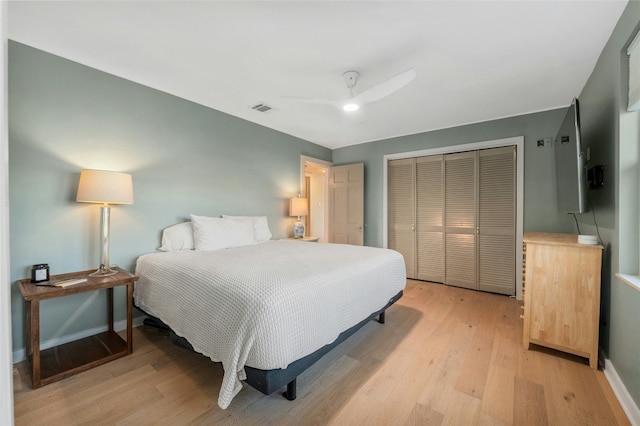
[{"xmin": 133, "ymin": 218, "xmax": 406, "ymax": 409}]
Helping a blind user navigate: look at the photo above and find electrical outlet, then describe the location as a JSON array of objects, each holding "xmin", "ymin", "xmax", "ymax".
[{"xmin": 537, "ymin": 137, "xmax": 553, "ymax": 148}]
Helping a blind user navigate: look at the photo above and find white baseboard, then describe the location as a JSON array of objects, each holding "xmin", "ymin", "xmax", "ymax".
[
  {"xmin": 12, "ymin": 316, "xmax": 145, "ymax": 364},
  {"xmin": 604, "ymin": 358, "xmax": 640, "ymax": 425}
]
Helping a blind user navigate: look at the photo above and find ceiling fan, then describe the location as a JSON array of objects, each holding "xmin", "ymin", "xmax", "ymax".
[{"xmin": 283, "ymin": 68, "xmax": 416, "ymax": 112}]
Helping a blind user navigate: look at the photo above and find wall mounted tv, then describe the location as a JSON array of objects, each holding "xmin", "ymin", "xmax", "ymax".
[{"xmin": 554, "ymin": 98, "xmax": 588, "ymax": 214}]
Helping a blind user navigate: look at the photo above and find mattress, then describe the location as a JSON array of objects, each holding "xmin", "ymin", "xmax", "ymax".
[{"xmin": 133, "ymin": 240, "xmax": 406, "ymax": 408}]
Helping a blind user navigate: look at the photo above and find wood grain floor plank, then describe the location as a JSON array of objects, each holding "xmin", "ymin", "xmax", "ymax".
[
  {"xmin": 491, "ymin": 322, "xmax": 519, "ymax": 370},
  {"xmin": 514, "ymin": 376, "xmax": 549, "ymax": 426},
  {"xmin": 17, "ymin": 364, "xmax": 156, "ymax": 425},
  {"xmin": 406, "ymin": 402, "xmax": 445, "ymax": 426},
  {"xmin": 480, "ymin": 364, "xmax": 515, "ymax": 424},
  {"xmin": 418, "ymin": 321, "xmax": 475, "ymax": 414},
  {"xmin": 286, "ymin": 354, "xmax": 362, "ymax": 420},
  {"xmin": 92, "ymin": 383, "xmax": 164, "ymax": 426},
  {"xmin": 542, "ymin": 354, "xmax": 619, "ymax": 426},
  {"xmin": 441, "ymin": 390, "xmax": 482, "ymax": 425},
  {"xmin": 454, "ymin": 334, "xmax": 493, "ymax": 399},
  {"xmin": 13, "ymin": 362, "xmax": 115, "ymax": 417},
  {"xmin": 378, "ymin": 321, "xmax": 452, "ymax": 425},
  {"xmin": 327, "ymin": 393, "xmax": 383, "ymax": 426},
  {"xmin": 362, "ymin": 344, "xmax": 419, "ymax": 402}
]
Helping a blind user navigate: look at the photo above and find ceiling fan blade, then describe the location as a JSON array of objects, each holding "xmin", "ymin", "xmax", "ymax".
[{"xmin": 353, "ymin": 69, "xmax": 416, "ymax": 105}]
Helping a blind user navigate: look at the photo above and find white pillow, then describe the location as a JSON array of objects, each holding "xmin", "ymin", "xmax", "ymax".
[
  {"xmin": 158, "ymin": 222, "xmax": 194, "ymax": 251},
  {"xmin": 191, "ymin": 215, "xmax": 257, "ymax": 251},
  {"xmin": 222, "ymin": 215, "xmax": 272, "ymax": 243}
]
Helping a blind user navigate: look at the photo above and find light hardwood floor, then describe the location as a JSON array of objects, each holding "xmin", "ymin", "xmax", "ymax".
[{"xmin": 13, "ymin": 279, "xmax": 630, "ymax": 425}]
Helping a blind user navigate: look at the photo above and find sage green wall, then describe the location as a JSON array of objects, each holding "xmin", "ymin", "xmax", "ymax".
[
  {"xmin": 8, "ymin": 41, "xmax": 331, "ymax": 351},
  {"xmin": 577, "ymin": 0, "xmax": 640, "ymax": 408},
  {"xmin": 333, "ymin": 108, "xmax": 572, "ymax": 248}
]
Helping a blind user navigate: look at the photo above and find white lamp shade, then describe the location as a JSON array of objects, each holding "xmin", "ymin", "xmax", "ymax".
[
  {"xmin": 76, "ymin": 169, "xmax": 134, "ymax": 204},
  {"xmin": 289, "ymin": 197, "xmax": 308, "ymax": 217}
]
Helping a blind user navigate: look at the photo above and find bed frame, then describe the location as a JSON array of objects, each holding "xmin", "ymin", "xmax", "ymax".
[{"xmin": 141, "ymin": 289, "xmax": 403, "ymax": 400}]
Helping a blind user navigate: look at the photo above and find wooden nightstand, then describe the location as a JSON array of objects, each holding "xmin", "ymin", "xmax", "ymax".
[
  {"xmin": 282, "ymin": 236, "xmax": 320, "ymax": 242},
  {"xmin": 18, "ymin": 267, "xmax": 138, "ymax": 388}
]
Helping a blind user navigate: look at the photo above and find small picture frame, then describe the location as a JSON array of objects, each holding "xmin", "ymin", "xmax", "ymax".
[{"xmin": 31, "ymin": 264, "xmax": 50, "ymax": 283}]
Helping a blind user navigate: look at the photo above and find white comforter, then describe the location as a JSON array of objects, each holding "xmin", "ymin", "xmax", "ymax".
[{"xmin": 134, "ymin": 240, "xmax": 406, "ymax": 408}]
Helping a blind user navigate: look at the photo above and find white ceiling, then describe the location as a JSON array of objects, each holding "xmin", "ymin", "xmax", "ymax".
[{"xmin": 8, "ymin": 1, "xmax": 628, "ymax": 150}]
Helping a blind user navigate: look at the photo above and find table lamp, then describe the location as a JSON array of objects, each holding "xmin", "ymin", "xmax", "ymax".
[{"xmin": 77, "ymin": 169, "xmax": 134, "ymax": 277}]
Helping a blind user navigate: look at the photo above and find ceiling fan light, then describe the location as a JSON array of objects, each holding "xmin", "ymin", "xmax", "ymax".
[{"xmin": 343, "ymin": 103, "xmax": 359, "ymax": 112}]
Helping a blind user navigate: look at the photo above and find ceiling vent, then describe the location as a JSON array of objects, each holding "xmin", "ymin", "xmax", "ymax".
[{"xmin": 250, "ymin": 102, "xmax": 275, "ymax": 113}]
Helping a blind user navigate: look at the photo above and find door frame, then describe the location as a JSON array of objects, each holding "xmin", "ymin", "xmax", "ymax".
[
  {"xmin": 1, "ymin": 1, "xmax": 15, "ymax": 420},
  {"xmin": 300, "ymin": 155, "xmax": 331, "ymax": 242},
  {"xmin": 382, "ymin": 136, "xmax": 524, "ymax": 300}
]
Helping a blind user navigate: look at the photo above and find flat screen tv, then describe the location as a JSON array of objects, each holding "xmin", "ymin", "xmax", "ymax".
[{"xmin": 554, "ymin": 98, "xmax": 587, "ymax": 214}]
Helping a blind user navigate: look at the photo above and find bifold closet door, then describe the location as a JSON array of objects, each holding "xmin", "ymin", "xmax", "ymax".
[
  {"xmin": 388, "ymin": 146, "xmax": 516, "ymax": 295},
  {"xmin": 444, "ymin": 151, "xmax": 477, "ymax": 290},
  {"xmin": 478, "ymin": 146, "xmax": 516, "ymax": 295},
  {"xmin": 416, "ymin": 155, "xmax": 444, "ymax": 282},
  {"xmin": 388, "ymin": 158, "xmax": 416, "ymax": 278}
]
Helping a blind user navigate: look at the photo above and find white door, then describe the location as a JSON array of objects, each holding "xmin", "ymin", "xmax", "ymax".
[{"xmin": 329, "ymin": 163, "xmax": 364, "ymax": 245}]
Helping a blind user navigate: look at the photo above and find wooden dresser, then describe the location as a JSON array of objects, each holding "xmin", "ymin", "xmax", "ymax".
[{"xmin": 522, "ymin": 232, "xmax": 603, "ymax": 368}]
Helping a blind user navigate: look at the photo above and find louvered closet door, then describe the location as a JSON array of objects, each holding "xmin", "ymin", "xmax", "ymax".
[
  {"xmin": 478, "ymin": 146, "xmax": 516, "ymax": 295},
  {"xmin": 388, "ymin": 158, "xmax": 416, "ymax": 278},
  {"xmin": 444, "ymin": 151, "xmax": 477, "ymax": 290},
  {"xmin": 416, "ymin": 155, "xmax": 444, "ymax": 282}
]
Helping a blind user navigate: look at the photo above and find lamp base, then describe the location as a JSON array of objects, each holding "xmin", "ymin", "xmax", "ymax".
[
  {"xmin": 89, "ymin": 265, "xmax": 118, "ymax": 277},
  {"xmin": 293, "ymin": 221, "xmax": 305, "ymax": 238}
]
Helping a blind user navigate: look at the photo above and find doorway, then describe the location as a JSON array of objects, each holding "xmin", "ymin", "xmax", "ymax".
[{"xmin": 300, "ymin": 156, "xmax": 331, "ymax": 242}]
